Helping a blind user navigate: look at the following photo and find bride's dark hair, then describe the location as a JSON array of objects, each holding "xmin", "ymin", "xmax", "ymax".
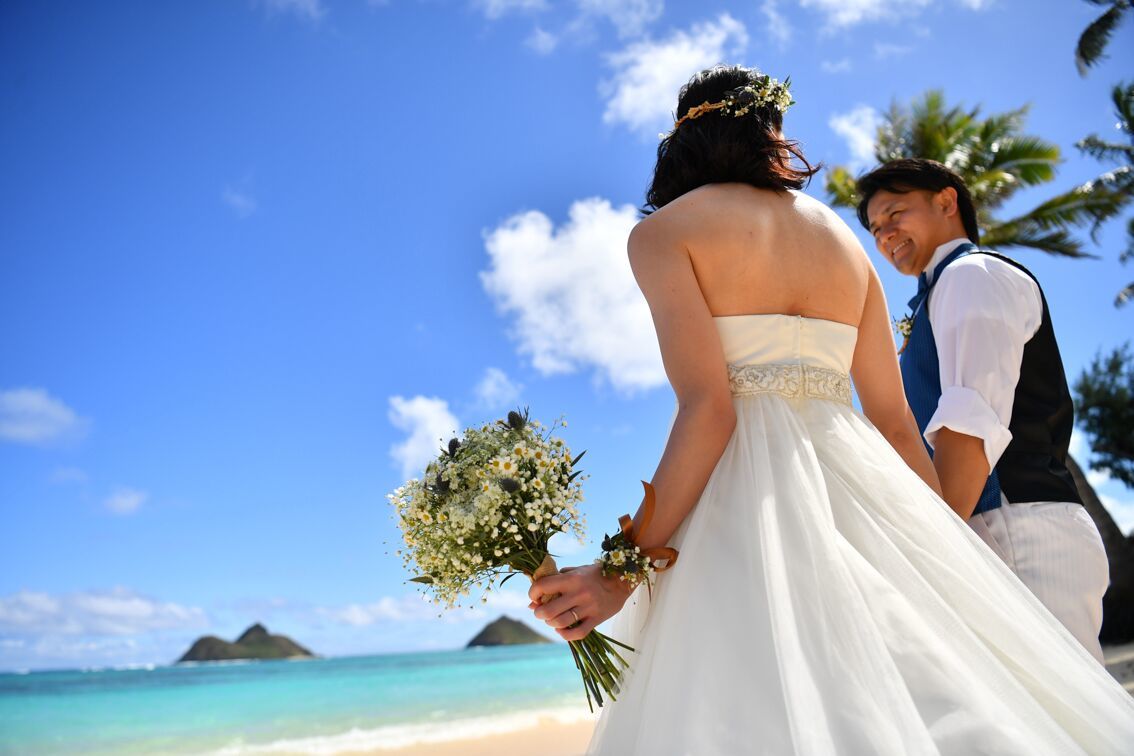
[{"xmin": 644, "ymin": 65, "xmax": 819, "ymax": 213}]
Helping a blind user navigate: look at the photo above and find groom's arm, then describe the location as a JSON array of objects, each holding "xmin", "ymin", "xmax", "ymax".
[
  {"xmin": 933, "ymin": 429, "xmax": 990, "ymax": 520},
  {"xmin": 924, "ymin": 256, "xmax": 1043, "ymax": 520}
]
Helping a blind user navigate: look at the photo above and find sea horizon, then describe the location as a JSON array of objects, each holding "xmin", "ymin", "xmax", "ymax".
[{"xmin": 0, "ymin": 644, "xmax": 597, "ymax": 754}]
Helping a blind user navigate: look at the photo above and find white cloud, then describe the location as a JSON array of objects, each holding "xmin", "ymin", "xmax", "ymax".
[
  {"xmin": 0, "ymin": 387, "xmax": 87, "ymax": 446},
  {"xmin": 388, "ymin": 396, "xmax": 461, "ymax": 479},
  {"xmin": 799, "ymin": 0, "xmax": 989, "ymax": 28},
  {"xmin": 222, "ymin": 187, "xmax": 257, "ymax": 218},
  {"xmin": 600, "ymin": 14, "xmax": 748, "ymax": 136},
  {"xmin": 760, "ymin": 1, "xmax": 791, "ymax": 48},
  {"xmin": 1070, "ymin": 428, "xmax": 1111, "ymax": 488},
  {"xmin": 526, "ymin": 26, "xmax": 558, "ymax": 54},
  {"xmin": 50, "ymin": 466, "xmax": 88, "ymax": 485},
  {"xmin": 548, "ymin": 529, "xmax": 589, "ymax": 556},
  {"xmin": 0, "ymin": 588, "xmax": 207, "ymax": 637},
  {"xmin": 475, "ymin": 0, "xmax": 548, "ymax": 20},
  {"xmin": 260, "ymin": 0, "xmax": 326, "ymax": 22},
  {"xmin": 1069, "ymin": 427, "xmax": 1089, "ymax": 459},
  {"xmin": 829, "ymin": 105, "xmax": 882, "ymax": 171},
  {"xmin": 321, "ymin": 589, "xmax": 533, "ymax": 628},
  {"xmin": 105, "ymin": 487, "xmax": 147, "ymax": 515},
  {"xmin": 481, "ymin": 198, "xmax": 665, "ymax": 392},
  {"xmin": 874, "ymin": 42, "xmax": 913, "ymax": 59},
  {"xmin": 578, "ymin": 0, "xmax": 663, "ymax": 39},
  {"xmin": 1070, "ymin": 428, "xmax": 1131, "ymax": 534},
  {"xmin": 820, "ymin": 58, "xmax": 852, "ymax": 73},
  {"xmin": 474, "ymin": 368, "xmax": 523, "ymax": 409},
  {"xmin": 323, "ymin": 596, "xmax": 425, "ymax": 626},
  {"xmin": 1100, "ymin": 493, "xmax": 1134, "ymax": 536}
]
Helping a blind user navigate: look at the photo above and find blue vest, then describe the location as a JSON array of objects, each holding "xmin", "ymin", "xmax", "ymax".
[
  {"xmin": 900, "ymin": 243, "xmax": 1003, "ymax": 515},
  {"xmin": 900, "ymin": 244, "xmax": 1082, "ymax": 515}
]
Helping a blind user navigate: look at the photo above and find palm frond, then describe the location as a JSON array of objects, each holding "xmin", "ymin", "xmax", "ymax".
[
  {"xmin": 1077, "ymin": 135, "xmax": 1134, "ymax": 162},
  {"xmin": 1121, "ymin": 216, "xmax": 1134, "ymax": 265},
  {"xmin": 1112, "ymin": 81, "xmax": 1134, "ymax": 133},
  {"xmin": 1116, "ymin": 282, "xmax": 1134, "ymax": 307},
  {"xmin": 1076, "ymin": 1, "xmax": 1130, "ymax": 75},
  {"xmin": 980, "ymin": 220, "xmax": 1093, "ymax": 258},
  {"xmin": 824, "ymin": 167, "xmax": 860, "ymax": 210},
  {"xmin": 1019, "ymin": 178, "xmax": 1131, "ymax": 241},
  {"xmin": 982, "ymin": 136, "xmax": 1061, "ymax": 185}
]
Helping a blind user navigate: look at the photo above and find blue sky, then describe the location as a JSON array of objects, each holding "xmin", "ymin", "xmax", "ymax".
[{"xmin": 1, "ymin": 0, "xmax": 1131, "ymax": 671}]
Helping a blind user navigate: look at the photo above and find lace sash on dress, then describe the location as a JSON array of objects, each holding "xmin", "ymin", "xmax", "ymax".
[{"xmin": 727, "ymin": 363, "xmax": 852, "ymax": 407}]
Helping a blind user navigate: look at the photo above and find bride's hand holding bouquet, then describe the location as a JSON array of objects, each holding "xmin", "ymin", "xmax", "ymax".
[
  {"xmin": 528, "ymin": 480, "xmax": 678, "ymax": 642},
  {"xmin": 388, "ymin": 408, "xmax": 653, "ymax": 710}
]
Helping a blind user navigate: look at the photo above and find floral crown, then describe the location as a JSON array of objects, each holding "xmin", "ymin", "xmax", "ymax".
[{"xmin": 669, "ymin": 75, "xmax": 794, "ymax": 133}]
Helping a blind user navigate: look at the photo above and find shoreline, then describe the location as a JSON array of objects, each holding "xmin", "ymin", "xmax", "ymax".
[
  {"xmin": 210, "ymin": 705, "xmax": 599, "ymax": 755},
  {"xmin": 354, "ymin": 716, "xmax": 595, "ymax": 756},
  {"xmin": 222, "ymin": 642, "xmax": 1133, "ymax": 755}
]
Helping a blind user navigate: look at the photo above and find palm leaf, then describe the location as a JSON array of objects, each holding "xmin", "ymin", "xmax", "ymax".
[
  {"xmin": 982, "ymin": 136, "xmax": 1061, "ymax": 186},
  {"xmin": 1122, "ymin": 216, "xmax": 1134, "ymax": 264},
  {"xmin": 825, "ymin": 166, "xmax": 860, "ymax": 210},
  {"xmin": 1116, "ymin": 282, "xmax": 1134, "ymax": 307},
  {"xmin": 1076, "ymin": 1, "xmax": 1130, "ymax": 75},
  {"xmin": 980, "ymin": 220, "xmax": 1092, "ymax": 258},
  {"xmin": 1112, "ymin": 81, "xmax": 1134, "ymax": 133},
  {"xmin": 1077, "ymin": 135, "xmax": 1134, "ymax": 162},
  {"xmin": 1022, "ymin": 177, "xmax": 1131, "ymax": 240}
]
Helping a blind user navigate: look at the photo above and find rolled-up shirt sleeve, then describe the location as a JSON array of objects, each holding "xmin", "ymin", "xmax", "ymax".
[{"xmin": 923, "ymin": 256, "xmax": 1043, "ymax": 471}]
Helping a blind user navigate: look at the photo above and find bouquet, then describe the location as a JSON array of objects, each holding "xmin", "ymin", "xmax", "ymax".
[{"xmin": 388, "ymin": 409, "xmax": 632, "ymax": 710}]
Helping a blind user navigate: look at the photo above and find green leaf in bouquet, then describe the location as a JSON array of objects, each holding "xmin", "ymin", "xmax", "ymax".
[
  {"xmin": 570, "ymin": 450, "xmax": 586, "ymax": 466},
  {"xmin": 409, "ymin": 576, "xmax": 434, "ymax": 584}
]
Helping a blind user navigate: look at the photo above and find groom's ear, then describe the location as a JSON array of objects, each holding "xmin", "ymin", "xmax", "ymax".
[{"xmin": 934, "ymin": 186, "xmax": 959, "ymax": 217}]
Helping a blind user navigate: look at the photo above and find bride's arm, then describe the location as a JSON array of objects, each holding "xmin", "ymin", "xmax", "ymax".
[
  {"xmin": 529, "ymin": 211, "xmax": 736, "ymax": 641},
  {"xmin": 851, "ymin": 261, "xmax": 943, "ymax": 497}
]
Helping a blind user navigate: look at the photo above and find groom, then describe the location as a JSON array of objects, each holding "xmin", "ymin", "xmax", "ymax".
[{"xmin": 856, "ymin": 158, "xmax": 1108, "ymax": 661}]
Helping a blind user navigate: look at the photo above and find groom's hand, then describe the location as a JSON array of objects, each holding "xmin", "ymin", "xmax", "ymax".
[{"xmin": 528, "ymin": 563, "xmax": 634, "ymax": 642}]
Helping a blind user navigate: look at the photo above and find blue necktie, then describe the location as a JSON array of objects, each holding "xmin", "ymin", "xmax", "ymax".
[
  {"xmin": 907, "ymin": 273, "xmax": 930, "ymax": 314},
  {"xmin": 907, "ymin": 243, "xmax": 976, "ymax": 315}
]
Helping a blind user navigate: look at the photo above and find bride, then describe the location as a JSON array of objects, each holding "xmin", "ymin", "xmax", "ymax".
[{"xmin": 527, "ymin": 65, "xmax": 1134, "ymax": 754}]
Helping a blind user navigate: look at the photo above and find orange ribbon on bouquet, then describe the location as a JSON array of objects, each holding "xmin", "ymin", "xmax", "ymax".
[{"xmin": 619, "ymin": 481, "xmax": 679, "ymax": 573}]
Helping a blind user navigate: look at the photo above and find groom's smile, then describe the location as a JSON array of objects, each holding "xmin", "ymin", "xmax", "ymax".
[
  {"xmin": 865, "ymin": 188, "xmax": 957, "ymax": 277},
  {"xmin": 888, "ymin": 238, "xmax": 913, "ymax": 265}
]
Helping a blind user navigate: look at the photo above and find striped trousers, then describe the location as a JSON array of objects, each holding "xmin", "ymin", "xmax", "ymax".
[{"xmin": 969, "ymin": 499, "xmax": 1109, "ymax": 663}]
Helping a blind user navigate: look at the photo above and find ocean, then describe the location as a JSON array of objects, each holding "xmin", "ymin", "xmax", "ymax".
[{"xmin": 0, "ymin": 645, "xmax": 595, "ymax": 754}]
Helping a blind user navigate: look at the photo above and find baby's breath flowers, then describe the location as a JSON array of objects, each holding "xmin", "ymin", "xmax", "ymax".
[
  {"xmin": 894, "ymin": 313, "xmax": 914, "ymax": 355},
  {"xmin": 388, "ymin": 408, "xmax": 631, "ymax": 710},
  {"xmin": 668, "ymin": 74, "xmax": 795, "ymax": 135},
  {"xmin": 598, "ymin": 531, "xmax": 654, "ymax": 589}
]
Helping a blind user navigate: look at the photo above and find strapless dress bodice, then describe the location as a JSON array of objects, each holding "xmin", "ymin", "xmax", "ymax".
[{"xmin": 714, "ymin": 314, "xmax": 858, "ymax": 406}]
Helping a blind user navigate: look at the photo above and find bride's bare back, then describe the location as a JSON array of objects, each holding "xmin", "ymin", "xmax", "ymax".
[
  {"xmin": 676, "ymin": 184, "xmax": 869, "ymax": 326},
  {"xmin": 628, "ymin": 181, "xmax": 938, "ymax": 502}
]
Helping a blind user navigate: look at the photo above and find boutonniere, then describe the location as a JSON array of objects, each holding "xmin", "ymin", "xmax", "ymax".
[{"xmin": 894, "ymin": 314, "xmax": 914, "ymax": 355}]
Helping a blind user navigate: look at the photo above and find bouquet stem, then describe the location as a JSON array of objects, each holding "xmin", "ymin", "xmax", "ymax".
[{"xmin": 526, "ymin": 554, "xmax": 631, "ymax": 712}]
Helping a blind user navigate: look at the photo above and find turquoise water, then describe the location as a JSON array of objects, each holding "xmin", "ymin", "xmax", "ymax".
[{"xmin": 0, "ymin": 645, "xmax": 588, "ymax": 754}]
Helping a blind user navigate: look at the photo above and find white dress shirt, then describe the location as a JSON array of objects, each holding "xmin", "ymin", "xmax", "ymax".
[{"xmin": 920, "ymin": 238, "xmax": 1044, "ymax": 473}]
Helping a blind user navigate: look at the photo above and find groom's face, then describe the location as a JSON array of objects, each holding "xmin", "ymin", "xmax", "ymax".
[{"xmin": 865, "ymin": 188, "xmax": 953, "ymax": 277}]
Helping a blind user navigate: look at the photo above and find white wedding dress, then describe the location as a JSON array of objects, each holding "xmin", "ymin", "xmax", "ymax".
[{"xmin": 588, "ymin": 315, "xmax": 1134, "ymax": 755}]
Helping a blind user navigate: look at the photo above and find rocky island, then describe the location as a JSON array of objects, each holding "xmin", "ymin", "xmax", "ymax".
[
  {"xmin": 177, "ymin": 623, "xmax": 314, "ymax": 663},
  {"xmin": 467, "ymin": 615, "xmax": 551, "ymax": 647}
]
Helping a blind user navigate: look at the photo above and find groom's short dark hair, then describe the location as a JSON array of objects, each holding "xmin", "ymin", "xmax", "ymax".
[{"xmin": 855, "ymin": 159, "xmax": 980, "ymax": 244}]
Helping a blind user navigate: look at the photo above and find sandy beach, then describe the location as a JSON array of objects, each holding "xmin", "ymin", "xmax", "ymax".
[{"xmin": 359, "ymin": 716, "xmax": 596, "ymax": 756}]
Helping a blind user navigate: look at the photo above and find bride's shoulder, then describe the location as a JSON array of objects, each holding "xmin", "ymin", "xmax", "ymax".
[
  {"xmin": 786, "ymin": 189, "xmax": 844, "ymax": 220},
  {"xmin": 636, "ymin": 184, "xmax": 771, "ymax": 234}
]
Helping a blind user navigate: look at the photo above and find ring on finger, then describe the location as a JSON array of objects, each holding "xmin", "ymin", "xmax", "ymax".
[{"xmin": 570, "ymin": 609, "xmax": 580, "ymax": 625}]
